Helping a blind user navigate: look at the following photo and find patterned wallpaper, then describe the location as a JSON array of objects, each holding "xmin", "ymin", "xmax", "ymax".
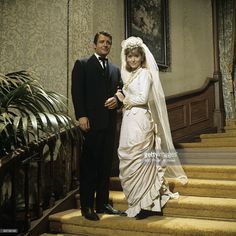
[
  {"xmin": 1, "ymin": 0, "xmax": 215, "ymax": 120},
  {"xmin": 0, "ymin": 0, "xmax": 124, "ymax": 118},
  {"xmin": 0, "ymin": 0, "xmax": 68, "ymax": 96}
]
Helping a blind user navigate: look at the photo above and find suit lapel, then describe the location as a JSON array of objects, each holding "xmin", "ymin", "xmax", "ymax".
[
  {"xmin": 90, "ymin": 54, "xmax": 104, "ymax": 72},
  {"xmin": 107, "ymin": 61, "xmax": 113, "ymax": 79}
]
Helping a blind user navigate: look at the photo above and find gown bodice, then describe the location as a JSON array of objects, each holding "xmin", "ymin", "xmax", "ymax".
[{"xmin": 123, "ymin": 68, "xmax": 152, "ymax": 107}]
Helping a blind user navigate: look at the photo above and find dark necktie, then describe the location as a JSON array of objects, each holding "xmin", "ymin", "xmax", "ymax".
[{"xmin": 98, "ymin": 57, "xmax": 108, "ymax": 70}]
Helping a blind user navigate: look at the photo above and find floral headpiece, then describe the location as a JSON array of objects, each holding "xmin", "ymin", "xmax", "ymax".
[{"xmin": 121, "ymin": 36, "xmax": 143, "ymax": 50}]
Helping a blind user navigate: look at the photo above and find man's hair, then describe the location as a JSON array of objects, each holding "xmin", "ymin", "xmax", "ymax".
[{"xmin": 93, "ymin": 31, "xmax": 112, "ymax": 45}]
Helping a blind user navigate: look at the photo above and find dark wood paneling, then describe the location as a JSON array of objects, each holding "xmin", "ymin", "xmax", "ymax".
[
  {"xmin": 189, "ymin": 98, "xmax": 209, "ymax": 125},
  {"xmin": 166, "ymin": 78, "xmax": 216, "ymax": 143},
  {"xmin": 168, "ymin": 105, "xmax": 187, "ymax": 131}
]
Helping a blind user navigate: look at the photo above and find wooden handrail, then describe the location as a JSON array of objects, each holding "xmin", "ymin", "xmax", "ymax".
[
  {"xmin": 0, "ymin": 127, "xmax": 82, "ymax": 234},
  {"xmin": 166, "ymin": 77, "xmax": 217, "ymax": 101}
]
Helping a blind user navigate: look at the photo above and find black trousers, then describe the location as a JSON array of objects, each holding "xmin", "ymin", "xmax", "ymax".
[{"xmin": 79, "ymin": 125, "xmax": 116, "ymax": 209}]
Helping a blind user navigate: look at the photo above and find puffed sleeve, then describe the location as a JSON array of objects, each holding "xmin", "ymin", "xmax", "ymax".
[{"xmin": 124, "ymin": 70, "xmax": 152, "ymax": 106}]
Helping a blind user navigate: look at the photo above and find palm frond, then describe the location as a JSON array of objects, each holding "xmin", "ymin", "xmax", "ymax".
[{"xmin": 0, "ymin": 70, "xmax": 77, "ymax": 156}]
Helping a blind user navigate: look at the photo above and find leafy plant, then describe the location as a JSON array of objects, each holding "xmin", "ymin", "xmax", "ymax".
[{"xmin": 0, "ymin": 70, "xmax": 76, "ymax": 157}]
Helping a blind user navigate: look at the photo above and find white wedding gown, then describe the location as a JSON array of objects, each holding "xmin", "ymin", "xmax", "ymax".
[{"xmin": 118, "ymin": 68, "xmax": 178, "ymax": 217}]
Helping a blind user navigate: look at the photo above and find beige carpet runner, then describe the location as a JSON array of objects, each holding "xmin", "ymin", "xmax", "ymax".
[{"xmin": 44, "ymin": 126, "xmax": 236, "ymax": 236}]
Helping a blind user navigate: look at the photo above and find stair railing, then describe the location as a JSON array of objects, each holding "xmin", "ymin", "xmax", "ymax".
[{"xmin": 0, "ymin": 127, "xmax": 81, "ymax": 234}]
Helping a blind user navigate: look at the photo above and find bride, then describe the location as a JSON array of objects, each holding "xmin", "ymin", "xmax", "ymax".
[{"xmin": 117, "ymin": 37, "xmax": 188, "ymax": 219}]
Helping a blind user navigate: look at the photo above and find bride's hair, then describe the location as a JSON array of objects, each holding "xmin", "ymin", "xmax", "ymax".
[{"xmin": 124, "ymin": 47, "xmax": 147, "ymax": 72}]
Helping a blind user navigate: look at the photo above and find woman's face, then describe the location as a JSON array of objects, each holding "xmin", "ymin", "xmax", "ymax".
[{"xmin": 126, "ymin": 49, "xmax": 142, "ymax": 71}]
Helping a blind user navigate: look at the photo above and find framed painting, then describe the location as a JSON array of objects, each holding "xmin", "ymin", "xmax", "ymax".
[{"xmin": 125, "ymin": 0, "xmax": 170, "ymax": 70}]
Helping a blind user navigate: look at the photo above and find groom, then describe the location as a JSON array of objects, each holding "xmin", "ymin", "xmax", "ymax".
[{"xmin": 71, "ymin": 31, "xmax": 123, "ymax": 221}]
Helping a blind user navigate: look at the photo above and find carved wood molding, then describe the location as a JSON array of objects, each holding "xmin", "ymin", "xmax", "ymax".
[{"xmin": 166, "ymin": 77, "xmax": 217, "ymax": 101}]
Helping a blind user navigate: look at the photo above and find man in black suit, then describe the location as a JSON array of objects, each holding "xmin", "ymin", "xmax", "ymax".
[{"xmin": 71, "ymin": 31, "xmax": 123, "ymax": 221}]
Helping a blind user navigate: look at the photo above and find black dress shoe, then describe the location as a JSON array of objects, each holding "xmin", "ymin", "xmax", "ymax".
[
  {"xmin": 135, "ymin": 209, "xmax": 150, "ymax": 220},
  {"xmin": 119, "ymin": 211, "xmax": 127, "ymax": 216},
  {"xmin": 81, "ymin": 207, "xmax": 99, "ymax": 221},
  {"xmin": 155, "ymin": 210, "xmax": 163, "ymax": 216},
  {"xmin": 135, "ymin": 209, "xmax": 163, "ymax": 220},
  {"xmin": 96, "ymin": 203, "xmax": 121, "ymax": 215}
]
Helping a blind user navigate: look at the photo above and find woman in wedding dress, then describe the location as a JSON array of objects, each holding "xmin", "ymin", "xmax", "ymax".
[{"xmin": 118, "ymin": 37, "xmax": 188, "ymax": 219}]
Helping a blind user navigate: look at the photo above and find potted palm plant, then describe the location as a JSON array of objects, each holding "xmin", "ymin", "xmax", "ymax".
[{"xmin": 0, "ymin": 70, "xmax": 77, "ymax": 157}]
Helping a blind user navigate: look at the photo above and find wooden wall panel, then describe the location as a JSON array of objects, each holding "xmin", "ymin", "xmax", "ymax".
[
  {"xmin": 189, "ymin": 99, "xmax": 209, "ymax": 125},
  {"xmin": 168, "ymin": 105, "xmax": 187, "ymax": 131},
  {"xmin": 166, "ymin": 78, "xmax": 216, "ymax": 143}
]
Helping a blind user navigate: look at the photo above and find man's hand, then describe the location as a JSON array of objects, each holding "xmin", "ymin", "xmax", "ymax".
[
  {"xmin": 78, "ymin": 117, "xmax": 90, "ymax": 131},
  {"xmin": 104, "ymin": 97, "xmax": 118, "ymax": 109}
]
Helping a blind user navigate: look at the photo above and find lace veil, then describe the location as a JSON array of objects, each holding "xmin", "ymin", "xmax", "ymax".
[{"xmin": 121, "ymin": 37, "xmax": 188, "ymax": 184}]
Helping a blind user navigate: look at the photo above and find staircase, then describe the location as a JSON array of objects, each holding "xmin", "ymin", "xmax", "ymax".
[{"xmin": 43, "ymin": 125, "xmax": 236, "ymax": 236}]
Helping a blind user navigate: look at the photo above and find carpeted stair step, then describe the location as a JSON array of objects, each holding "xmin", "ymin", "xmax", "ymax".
[
  {"xmin": 177, "ymin": 141, "xmax": 236, "ymax": 148},
  {"xmin": 182, "ymin": 165, "xmax": 236, "ymax": 180},
  {"xmin": 169, "ymin": 178, "xmax": 236, "ymax": 198},
  {"xmin": 48, "ymin": 209, "xmax": 236, "ymax": 236},
  {"xmin": 201, "ymin": 137, "xmax": 236, "ymax": 143},
  {"xmin": 107, "ymin": 191, "xmax": 236, "ymax": 221},
  {"xmin": 110, "ymin": 177, "xmax": 236, "ymax": 198},
  {"xmin": 224, "ymin": 124, "xmax": 236, "ymax": 133},
  {"xmin": 176, "ymin": 147, "xmax": 236, "ymax": 165},
  {"xmin": 200, "ymin": 132, "xmax": 236, "ymax": 139},
  {"xmin": 113, "ymin": 165, "xmax": 236, "ymax": 181}
]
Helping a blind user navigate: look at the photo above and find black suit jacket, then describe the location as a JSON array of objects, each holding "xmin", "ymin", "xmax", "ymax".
[{"xmin": 71, "ymin": 54, "xmax": 123, "ymax": 130}]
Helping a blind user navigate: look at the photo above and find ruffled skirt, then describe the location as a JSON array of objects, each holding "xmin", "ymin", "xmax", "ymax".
[{"xmin": 118, "ymin": 107, "xmax": 178, "ymax": 217}]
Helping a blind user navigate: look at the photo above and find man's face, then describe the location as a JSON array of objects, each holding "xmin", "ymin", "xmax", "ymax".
[{"xmin": 94, "ymin": 34, "xmax": 112, "ymax": 57}]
